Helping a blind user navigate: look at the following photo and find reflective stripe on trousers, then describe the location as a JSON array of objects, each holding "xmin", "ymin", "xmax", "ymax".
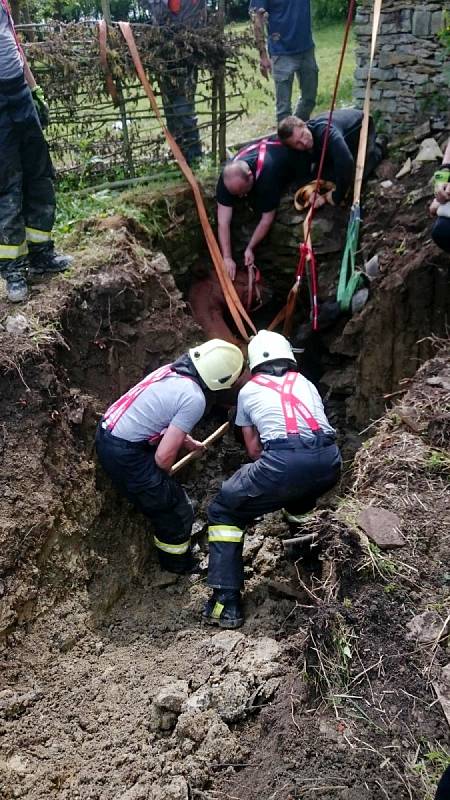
[
  {"xmin": 0, "ymin": 240, "xmax": 28, "ymax": 260},
  {"xmin": 0, "ymin": 77, "xmax": 56, "ymax": 260},
  {"xmin": 154, "ymin": 536, "xmax": 190, "ymax": 555},
  {"xmin": 25, "ymin": 226, "xmax": 52, "ymax": 244},
  {"xmin": 207, "ymin": 442, "xmax": 341, "ymax": 591},
  {"xmin": 208, "ymin": 524, "xmax": 244, "ymax": 591},
  {"xmin": 95, "ymin": 424, "xmax": 194, "ymax": 570}
]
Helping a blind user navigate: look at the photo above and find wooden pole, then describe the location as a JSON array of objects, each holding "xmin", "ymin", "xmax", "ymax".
[
  {"xmin": 101, "ymin": 0, "xmax": 135, "ymax": 178},
  {"xmin": 218, "ymin": 0, "xmax": 227, "ymax": 163},
  {"xmin": 170, "ymin": 422, "xmax": 229, "ymax": 475},
  {"xmin": 211, "ymin": 74, "xmax": 218, "ymax": 165}
]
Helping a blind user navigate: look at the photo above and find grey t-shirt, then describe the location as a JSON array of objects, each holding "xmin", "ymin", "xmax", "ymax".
[
  {"xmin": 236, "ymin": 372, "xmax": 335, "ymax": 443},
  {"xmin": 0, "ymin": 3, "xmax": 23, "ymax": 81},
  {"xmin": 107, "ymin": 372, "xmax": 206, "ymax": 443}
]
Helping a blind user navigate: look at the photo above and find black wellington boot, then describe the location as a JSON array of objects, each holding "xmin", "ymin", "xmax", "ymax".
[
  {"xmin": 3, "ymin": 257, "xmax": 29, "ymax": 303},
  {"xmin": 157, "ymin": 548, "xmax": 201, "ymax": 576},
  {"xmin": 202, "ymin": 590, "xmax": 244, "ymax": 629},
  {"xmin": 28, "ymin": 242, "xmax": 73, "ymax": 277}
]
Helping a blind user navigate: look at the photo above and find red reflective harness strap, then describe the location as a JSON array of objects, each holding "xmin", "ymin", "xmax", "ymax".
[
  {"xmin": 235, "ymin": 138, "xmax": 283, "ymax": 181},
  {"xmin": 251, "ymin": 372, "xmax": 321, "ymax": 434},
  {"xmin": 103, "ymin": 365, "xmax": 173, "ymax": 433},
  {"xmin": 255, "ymin": 139, "xmax": 267, "ymax": 180},
  {"xmin": 309, "ymin": 247, "xmax": 319, "ymax": 331}
]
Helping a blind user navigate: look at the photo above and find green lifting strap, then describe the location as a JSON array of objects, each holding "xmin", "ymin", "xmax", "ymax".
[
  {"xmin": 337, "ymin": 204, "xmax": 364, "ymax": 312},
  {"xmin": 337, "ymin": 0, "xmax": 383, "ymax": 312}
]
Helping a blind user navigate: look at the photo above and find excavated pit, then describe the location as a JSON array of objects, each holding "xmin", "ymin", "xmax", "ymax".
[{"xmin": 0, "ymin": 155, "xmax": 449, "ymax": 800}]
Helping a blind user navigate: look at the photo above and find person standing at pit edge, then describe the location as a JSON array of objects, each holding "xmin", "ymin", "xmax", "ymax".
[
  {"xmin": 250, "ymin": 0, "xmax": 319, "ymax": 124},
  {"xmin": 203, "ymin": 330, "xmax": 341, "ymax": 629},
  {"xmin": 147, "ymin": 0, "xmax": 206, "ymax": 165},
  {"xmin": 96, "ymin": 340, "xmax": 243, "ymax": 575},
  {"xmin": 0, "ymin": 0, "xmax": 72, "ymax": 303}
]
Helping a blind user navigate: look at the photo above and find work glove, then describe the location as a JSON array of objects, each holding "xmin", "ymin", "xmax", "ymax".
[{"xmin": 32, "ymin": 85, "xmax": 50, "ymax": 128}]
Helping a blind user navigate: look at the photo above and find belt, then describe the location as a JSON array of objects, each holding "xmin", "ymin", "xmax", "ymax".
[
  {"xmin": 0, "ymin": 73, "xmax": 26, "ymax": 94},
  {"xmin": 263, "ymin": 433, "xmax": 336, "ymax": 451},
  {"xmin": 98, "ymin": 421, "xmax": 153, "ymax": 450}
]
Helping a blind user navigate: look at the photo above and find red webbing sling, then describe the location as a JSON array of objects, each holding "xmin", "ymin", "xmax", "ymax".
[
  {"xmin": 235, "ymin": 138, "xmax": 283, "ymax": 181},
  {"xmin": 117, "ymin": 21, "xmax": 256, "ymax": 342}
]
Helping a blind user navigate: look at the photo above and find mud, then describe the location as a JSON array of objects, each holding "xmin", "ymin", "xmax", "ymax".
[{"xmin": 0, "ymin": 153, "xmax": 449, "ymax": 800}]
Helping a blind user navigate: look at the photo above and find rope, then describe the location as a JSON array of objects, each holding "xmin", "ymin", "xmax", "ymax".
[
  {"xmin": 268, "ymin": 0, "xmax": 357, "ymax": 336},
  {"xmin": 337, "ymin": 0, "xmax": 383, "ymax": 311},
  {"xmin": 116, "ymin": 22, "xmax": 256, "ymax": 342}
]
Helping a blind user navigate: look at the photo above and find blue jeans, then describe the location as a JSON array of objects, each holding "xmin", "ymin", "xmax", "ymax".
[{"xmin": 272, "ymin": 49, "xmax": 319, "ymax": 123}]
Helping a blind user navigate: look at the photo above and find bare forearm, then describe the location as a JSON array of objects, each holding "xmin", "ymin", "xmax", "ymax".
[
  {"xmin": 248, "ymin": 212, "xmax": 275, "ymax": 250},
  {"xmin": 23, "ymin": 54, "xmax": 37, "ymax": 90},
  {"xmin": 218, "ymin": 221, "xmax": 232, "ymax": 258},
  {"xmin": 253, "ymin": 11, "xmax": 268, "ymax": 58},
  {"xmin": 243, "ymin": 426, "xmax": 262, "ymax": 460}
]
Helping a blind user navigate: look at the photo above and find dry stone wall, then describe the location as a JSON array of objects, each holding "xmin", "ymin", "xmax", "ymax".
[{"xmin": 354, "ymin": 0, "xmax": 450, "ymax": 134}]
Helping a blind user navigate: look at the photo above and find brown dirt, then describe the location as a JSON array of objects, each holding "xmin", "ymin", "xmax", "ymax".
[{"xmin": 0, "ymin": 155, "xmax": 449, "ymax": 800}]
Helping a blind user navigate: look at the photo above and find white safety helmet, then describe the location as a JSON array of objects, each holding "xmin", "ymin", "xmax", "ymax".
[
  {"xmin": 248, "ymin": 330, "xmax": 296, "ymax": 372},
  {"xmin": 189, "ymin": 339, "xmax": 244, "ymax": 391}
]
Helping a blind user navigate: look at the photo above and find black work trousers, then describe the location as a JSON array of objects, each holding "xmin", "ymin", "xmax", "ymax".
[
  {"xmin": 158, "ymin": 63, "xmax": 202, "ymax": 165},
  {"xmin": 432, "ymin": 217, "xmax": 450, "ymax": 253},
  {"xmin": 207, "ymin": 435, "xmax": 341, "ymax": 591},
  {"xmin": 95, "ymin": 424, "xmax": 194, "ymax": 571},
  {"xmin": 0, "ymin": 74, "xmax": 55, "ymax": 269}
]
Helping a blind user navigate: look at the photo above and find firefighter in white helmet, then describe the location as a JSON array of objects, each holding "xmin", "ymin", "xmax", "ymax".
[
  {"xmin": 96, "ymin": 340, "xmax": 243, "ymax": 575},
  {"xmin": 203, "ymin": 330, "xmax": 341, "ymax": 628}
]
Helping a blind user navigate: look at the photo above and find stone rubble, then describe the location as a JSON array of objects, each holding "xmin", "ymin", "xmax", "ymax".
[{"xmin": 146, "ymin": 632, "xmax": 285, "ymax": 736}]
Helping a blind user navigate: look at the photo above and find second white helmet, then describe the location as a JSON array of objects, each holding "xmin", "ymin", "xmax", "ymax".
[{"xmin": 248, "ymin": 330, "xmax": 296, "ymax": 372}]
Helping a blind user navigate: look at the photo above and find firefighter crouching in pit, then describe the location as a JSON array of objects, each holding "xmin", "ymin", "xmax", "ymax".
[
  {"xmin": 0, "ymin": 0, "xmax": 71, "ymax": 303},
  {"xmin": 203, "ymin": 330, "xmax": 342, "ymax": 629},
  {"xmin": 96, "ymin": 340, "xmax": 244, "ymax": 575}
]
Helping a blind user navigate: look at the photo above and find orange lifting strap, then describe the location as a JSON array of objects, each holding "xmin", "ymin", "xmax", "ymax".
[{"xmin": 112, "ymin": 21, "xmax": 256, "ymax": 342}]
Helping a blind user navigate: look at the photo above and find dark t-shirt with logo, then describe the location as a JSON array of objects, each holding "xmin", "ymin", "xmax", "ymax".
[{"xmin": 216, "ymin": 137, "xmax": 311, "ymax": 214}]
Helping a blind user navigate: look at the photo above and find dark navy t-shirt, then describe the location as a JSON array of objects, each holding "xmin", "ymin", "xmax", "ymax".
[
  {"xmin": 249, "ymin": 0, "xmax": 314, "ymax": 56},
  {"xmin": 216, "ymin": 137, "xmax": 312, "ymax": 214},
  {"xmin": 308, "ymin": 109, "xmax": 364, "ymax": 204}
]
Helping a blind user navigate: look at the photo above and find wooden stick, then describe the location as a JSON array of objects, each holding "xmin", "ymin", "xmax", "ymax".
[
  {"xmin": 282, "ymin": 533, "xmax": 319, "ymax": 547},
  {"xmin": 170, "ymin": 422, "xmax": 229, "ymax": 475}
]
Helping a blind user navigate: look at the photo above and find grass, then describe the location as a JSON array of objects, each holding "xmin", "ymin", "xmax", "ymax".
[{"xmin": 412, "ymin": 742, "xmax": 450, "ymax": 800}]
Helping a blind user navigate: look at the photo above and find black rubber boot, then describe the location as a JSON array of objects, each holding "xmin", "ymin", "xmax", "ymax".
[
  {"xmin": 157, "ymin": 548, "xmax": 201, "ymax": 576},
  {"xmin": 202, "ymin": 590, "xmax": 244, "ymax": 629},
  {"xmin": 28, "ymin": 242, "xmax": 73, "ymax": 276},
  {"xmin": 3, "ymin": 257, "xmax": 29, "ymax": 303},
  {"xmin": 375, "ymin": 133, "xmax": 389, "ymax": 159}
]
